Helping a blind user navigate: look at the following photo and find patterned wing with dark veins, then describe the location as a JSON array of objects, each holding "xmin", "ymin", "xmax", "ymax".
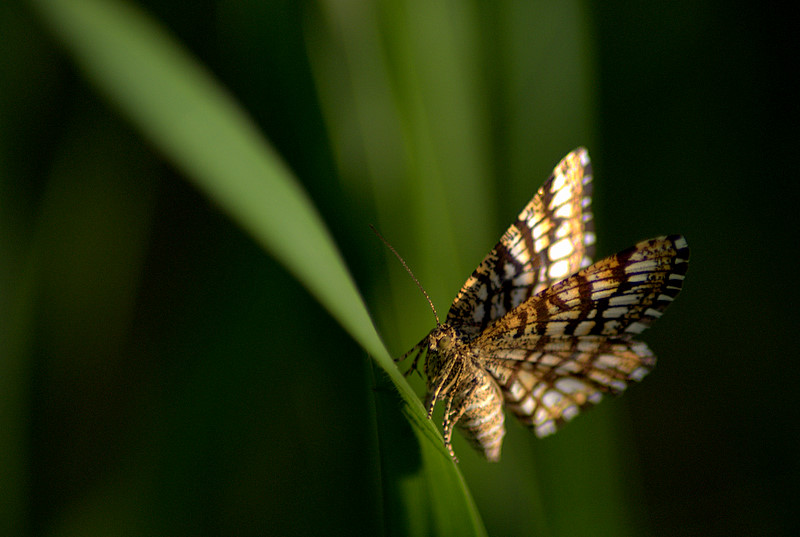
[
  {"xmin": 477, "ymin": 235, "xmax": 690, "ymax": 437},
  {"xmin": 445, "ymin": 148, "xmax": 596, "ymax": 339}
]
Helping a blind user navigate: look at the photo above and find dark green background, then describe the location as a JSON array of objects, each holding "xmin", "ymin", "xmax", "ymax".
[{"xmin": 2, "ymin": 1, "xmax": 796, "ymax": 536}]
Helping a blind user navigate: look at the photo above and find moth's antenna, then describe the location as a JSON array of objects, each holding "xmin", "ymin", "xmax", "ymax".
[{"xmin": 370, "ymin": 224, "xmax": 441, "ymax": 326}]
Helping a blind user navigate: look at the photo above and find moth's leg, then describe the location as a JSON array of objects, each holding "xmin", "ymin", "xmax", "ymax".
[
  {"xmin": 438, "ymin": 377, "xmax": 486, "ymax": 463},
  {"xmin": 424, "ymin": 390, "xmax": 437, "ymax": 419},
  {"xmin": 437, "ymin": 365, "xmax": 472, "ymax": 463},
  {"xmin": 395, "ymin": 342, "xmax": 424, "ymax": 378},
  {"xmin": 424, "ymin": 357, "xmax": 459, "ymax": 419},
  {"xmin": 405, "ymin": 347, "xmax": 424, "ymax": 378},
  {"xmin": 440, "ymin": 395, "xmax": 460, "ymax": 463},
  {"xmin": 447, "ymin": 379, "xmax": 481, "ymax": 427}
]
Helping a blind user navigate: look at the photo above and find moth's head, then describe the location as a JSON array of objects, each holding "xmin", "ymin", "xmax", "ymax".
[
  {"xmin": 423, "ymin": 324, "xmax": 462, "ymax": 393},
  {"xmin": 427, "ymin": 325, "xmax": 459, "ymax": 353}
]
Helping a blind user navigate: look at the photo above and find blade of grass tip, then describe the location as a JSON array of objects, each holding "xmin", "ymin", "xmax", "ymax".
[{"xmin": 30, "ymin": 2, "xmax": 486, "ymax": 535}]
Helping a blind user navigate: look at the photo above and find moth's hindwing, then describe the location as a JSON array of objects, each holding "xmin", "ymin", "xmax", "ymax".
[{"xmin": 478, "ymin": 235, "xmax": 689, "ymax": 438}]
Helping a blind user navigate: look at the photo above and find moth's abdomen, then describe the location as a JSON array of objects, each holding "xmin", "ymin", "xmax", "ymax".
[{"xmin": 455, "ymin": 372, "xmax": 506, "ymax": 462}]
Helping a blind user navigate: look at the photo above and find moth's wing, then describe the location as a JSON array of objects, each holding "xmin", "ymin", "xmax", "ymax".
[
  {"xmin": 478, "ymin": 235, "xmax": 689, "ymax": 436},
  {"xmin": 483, "ymin": 338, "xmax": 655, "ymax": 437},
  {"xmin": 479, "ymin": 235, "xmax": 690, "ymax": 342},
  {"xmin": 445, "ymin": 148, "xmax": 595, "ymax": 339}
]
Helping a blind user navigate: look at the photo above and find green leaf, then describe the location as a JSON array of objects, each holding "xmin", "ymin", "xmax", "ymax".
[{"xmin": 30, "ymin": 0, "xmax": 486, "ymax": 535}]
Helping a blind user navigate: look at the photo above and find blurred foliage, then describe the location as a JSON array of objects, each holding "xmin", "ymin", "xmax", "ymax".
[{"xmin": 1, "ymin": 1, "xmax": 796, "ymax": 536}]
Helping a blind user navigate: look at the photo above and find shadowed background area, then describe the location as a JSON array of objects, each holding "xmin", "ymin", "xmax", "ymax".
[{"xmin": 1, "ymin": 1, "xmax": 796, "ymax": 536}]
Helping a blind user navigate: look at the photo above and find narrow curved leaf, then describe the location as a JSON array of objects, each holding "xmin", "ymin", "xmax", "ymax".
[{"xmin": 29, "ymin": 0, "xmax": 486, "ymax": 535}]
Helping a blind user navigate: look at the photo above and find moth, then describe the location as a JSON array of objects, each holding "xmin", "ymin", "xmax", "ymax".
[{"xmin": 394, "ymin": 148, "xmax": 689, "ymax": 462}]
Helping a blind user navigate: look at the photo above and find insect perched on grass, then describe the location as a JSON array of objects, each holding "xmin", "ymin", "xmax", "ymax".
[{"xmin": 379, "ymin": 148, "xmax": 689, "ymax": 462}]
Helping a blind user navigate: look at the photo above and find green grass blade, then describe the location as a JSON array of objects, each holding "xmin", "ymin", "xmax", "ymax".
[{"xmin": 29, "ymin": 0, "xmax": 486, "ymax": 534}]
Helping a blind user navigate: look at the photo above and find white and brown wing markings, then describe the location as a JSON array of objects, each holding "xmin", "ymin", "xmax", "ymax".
[
  {"xmin": 477, "ymin": 235, "xmax": 689, "ymax": 343},
  {"xmin": 445, "ymin": 148, "xmax": 596, "ymax": 338},
  {"xmin": 484, "ymin": 337, "xmax": 656, "ymax": 437},
  {"xmin": 475, "ymin": 235, "xmax": 689, "ymax": 438}
]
